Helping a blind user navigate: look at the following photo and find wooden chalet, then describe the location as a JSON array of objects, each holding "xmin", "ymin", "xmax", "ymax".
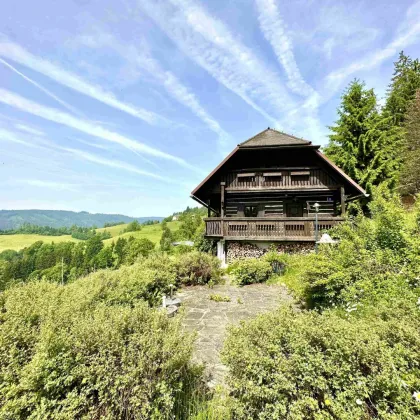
[{"xmin": 191, "ymin": 128, "xmax": 366, "ymax": 261}]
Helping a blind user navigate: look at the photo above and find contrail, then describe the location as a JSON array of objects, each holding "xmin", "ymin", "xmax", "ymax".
[{"xmin": 0, "ymin": 57, "xmax": 83, "ymax": 116}]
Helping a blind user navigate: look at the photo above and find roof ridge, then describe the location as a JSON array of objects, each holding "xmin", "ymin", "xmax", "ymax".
[
  {"xmin": 239, "ymin": 128, "xmax": 312, "ymax": 148},
  {"xmin": 238, "ymin": 128, "xmax": 271, "ymax": 146}
]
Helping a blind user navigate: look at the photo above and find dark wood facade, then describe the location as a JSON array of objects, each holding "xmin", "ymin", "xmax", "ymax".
[{"xmin": 191, "ymin": 129, "xmax": 366, "ymax": 242}]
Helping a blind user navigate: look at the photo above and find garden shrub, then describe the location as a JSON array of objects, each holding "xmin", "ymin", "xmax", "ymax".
[
  {"xmin": 222, "ymin": 306, "xmax": 420, "ymax": 419},
  {"xmin": 302, "ymin": 189, "xmax": 420, "ymax": 309},
  {"xmin": 0, "ymin": 270, "xmax": 198, "ymax": 419},
  {"xmin": 176, "ymin": 251, "xmax": 221, "ymax": 285},
  {"xmin": 230, "ymin": 258, "xmax": 273, "ymax": 286}
]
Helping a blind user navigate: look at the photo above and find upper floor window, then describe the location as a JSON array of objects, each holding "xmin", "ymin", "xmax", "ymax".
[
  {"xmin": 263, "ymin": 172, "xmax": 283, "ymax": 185},
  {"xmin": 290, "ymin": 170, "xmax": 310, "ymax": 183},
  {"xmin": 237, "ymin": 173, "xmax": 256, "ymax": 184}
]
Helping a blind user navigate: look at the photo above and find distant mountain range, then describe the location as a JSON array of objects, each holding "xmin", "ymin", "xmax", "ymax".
[{"xmin": 0, "ymin": 210, "xmax": 164, "ymax": 230}]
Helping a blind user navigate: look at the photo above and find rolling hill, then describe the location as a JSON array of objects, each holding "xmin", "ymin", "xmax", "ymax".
[
  {"xmin": 0, "ymin": 221, "xmax": 180, "ymax": 252},
  {"xmin": 0, "ymin": 210, "xmax": 163, "ymax": 230}
]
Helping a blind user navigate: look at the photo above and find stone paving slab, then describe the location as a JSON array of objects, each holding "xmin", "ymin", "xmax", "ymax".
[{"xmin": 177, "ymin": 283, "xmax": 293, "ymax": 385}]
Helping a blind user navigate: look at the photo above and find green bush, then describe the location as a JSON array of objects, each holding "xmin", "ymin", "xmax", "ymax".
[
  {"xmin": 300, "ymin": 189, "xmax": 420, "ymax": 309},
  {"xmin": 222, "ymin": 306, "xmax": 420, "ymax": 419},
  {"xmin": 0, "ymin": 268, "xmax": 198, "ymax": 419},
  {"xmin": 230, "ymin": 258, "xmax": 273, "ymax": 286},
  {"xmin": 176, "ymin": 251, "xmax": 221, "ymax": 286},
  {"xmin": 209, "ymin": 294, "xmax": 231, "ymax": 302}
]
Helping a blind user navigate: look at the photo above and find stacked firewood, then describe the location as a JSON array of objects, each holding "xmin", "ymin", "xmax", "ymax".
[
  {"xmin": 226, "ymin": 242, "xmax": 266, "ymax": 263},
  {"xmin": 226, "ymin": 241, "xmax": 314, "ymax": 263}
]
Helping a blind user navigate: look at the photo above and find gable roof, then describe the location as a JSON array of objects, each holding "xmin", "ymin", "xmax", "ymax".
[
  {"xmin": 239, "ymin": 128, "xmax": 312, "ymax": 148},
  {"xmin": 191, "ymin": 128, "xmax": 367, "ymax": 201}
]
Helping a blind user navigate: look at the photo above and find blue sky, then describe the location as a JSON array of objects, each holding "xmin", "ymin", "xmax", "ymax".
[{"xmin": 0, "ymin": 0, "xmax": 419, "ymax": 217}]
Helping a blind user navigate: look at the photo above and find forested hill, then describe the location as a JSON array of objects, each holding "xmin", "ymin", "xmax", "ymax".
[{"xmin": 0, "ymin": 210, "xmax": 163, "ymax": 230}]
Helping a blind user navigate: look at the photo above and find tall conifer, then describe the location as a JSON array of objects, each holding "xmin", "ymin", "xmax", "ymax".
[
  {"xmin": 324, "ymin": 80, "xmax": 403, "ymax": 194},
  {"xmin": 384, "ymin": 51, "xmax": 420, "ymax": 126},
  {"xmin": 399, "ymin": 91, "xmax": 420, "ymax": 195}
]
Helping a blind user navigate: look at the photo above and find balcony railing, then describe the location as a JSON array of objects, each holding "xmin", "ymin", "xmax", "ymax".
[{"xmin": 205, "ymin": 217, "xmax": 343, "ymax": 241}]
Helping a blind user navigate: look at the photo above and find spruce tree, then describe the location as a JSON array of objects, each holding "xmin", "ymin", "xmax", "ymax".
[
  {"xmin": 399, "ymin": 90, "xmax": 420, "ymax": 195},
  {"xmin": 324, "ymin": 80, "xmax": 403, "ymax": 194},
  {"xmin": 384, "ymin": 51, "xmax": 420, "ymax": 126}
]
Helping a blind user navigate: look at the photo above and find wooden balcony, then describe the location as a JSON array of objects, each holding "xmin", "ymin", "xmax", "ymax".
[{"xmin": 205, "ymin": 217, "xmax": 344, "ymax": 241}]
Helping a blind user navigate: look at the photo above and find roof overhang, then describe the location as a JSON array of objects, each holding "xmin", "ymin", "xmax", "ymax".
[
  {"xmin": 315, "ymin": 150, "xmax": 368, "ymax": 197},
  {"xmin": 191, "ymin": 144, "xmax": 368, "ymax": 202}
]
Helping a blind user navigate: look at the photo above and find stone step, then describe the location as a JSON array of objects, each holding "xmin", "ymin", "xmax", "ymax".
[
  {"xmin": 165, "ymin": 297, "xmax": 182, "ymax": 307},
  {"xmin": 166, "ymin": 305, "xmax": 178, "ymax": 317}
]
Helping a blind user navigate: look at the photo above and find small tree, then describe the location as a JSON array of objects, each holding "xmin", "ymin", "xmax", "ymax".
[{"xmin": 160, "ymin": 227, "xmax": 173, "ymax": 252}]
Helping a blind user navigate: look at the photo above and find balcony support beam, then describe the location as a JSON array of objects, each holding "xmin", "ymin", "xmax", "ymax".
[
  {"xmin": 220, "ymin": 182, "xmax": 226, "ymax": 218},
  {"xmin": 340, "ymin": 186, "xmax": 346, "ymax": 217}
]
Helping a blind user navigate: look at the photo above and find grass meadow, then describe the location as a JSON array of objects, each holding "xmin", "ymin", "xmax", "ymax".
[{"xmin": 0, "ymin": 221, "xmax": 180, "ymax": 252}]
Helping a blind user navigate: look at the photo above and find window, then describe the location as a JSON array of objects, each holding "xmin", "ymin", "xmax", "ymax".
[
  {"xmin": 244, "ymin": 206, "xmax": 258, "ymax": 217},
  {"xmin": 263, "ymin": 172, "xmax": 283, "ymax": 186},
  {"xmin": 290, "ymin": 171, "xmax": 310, "ymax": 184},
  {"xmin": 237, "ymin": 173, "xmax": 256, "ymax": 184}
]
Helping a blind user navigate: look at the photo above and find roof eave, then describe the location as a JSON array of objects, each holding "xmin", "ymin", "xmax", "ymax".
[
  {"xmin": 191, "ymin": 146, "xmax": 239, "ymax": 197},
  {"xmin": 315, "ymin": 150, "xmax": 367, "ymax": 197}
]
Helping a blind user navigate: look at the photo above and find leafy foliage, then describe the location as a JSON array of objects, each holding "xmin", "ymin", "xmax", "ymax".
[
  {"xmin": 222, "ymin": 305, "xmax": 420, "ymax": 419},
  {"xmin": 302, "ymin": 188, "xmax": 419, "ymax": 309},
  {"xmin": 0, "ymin": 263, "xmax": 197, "ymax": 418},
  {"xmin": 176, "ymin": 251, "xmax": 222, "ymax": 286},
  {"xmin": 209, "ymin": 294, "xmax": 231, "ymax": 302},
  {"xmin": 121, "ymin": 220, "xmax": 142, "ymax": 234},
  {"xmin": 230, "ymin": 258, "xmax": 273, "ymax": 286},
  {"xmin": 0, "ymin": 234, "xmax": 156, "ymax": 291},
  {"xmin": 160, "ymin": 226, "xmax": 174, "ymax": 252}
]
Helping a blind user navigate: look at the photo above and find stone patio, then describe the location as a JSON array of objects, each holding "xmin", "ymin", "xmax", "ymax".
[{"xmin": 177, "ymin": 283, "xmax": 294, "ymax": 385}]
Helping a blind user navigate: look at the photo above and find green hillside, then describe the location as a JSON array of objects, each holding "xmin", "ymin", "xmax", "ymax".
[
  {"xmin": 0, "ymin": 234, "xmax": 80, "ymax": 252},
  {"xmin": 0, "ymin": 221, "xmax": 179, "ymax": 252},
  {"xmin": 0, "ymin": 210, "xmax": 163, "ymax": 230},
  {"xmin": 100, "ymin": 221, "xmax": 180, "ymax": 246}
]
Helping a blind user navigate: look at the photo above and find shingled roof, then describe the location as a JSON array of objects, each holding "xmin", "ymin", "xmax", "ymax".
[{"xmin": 239, "ymin": 128, "xmax": 312, "ymax": 148}]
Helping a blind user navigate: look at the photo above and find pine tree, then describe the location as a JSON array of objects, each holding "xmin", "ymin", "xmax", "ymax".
[
  {"xmin": 324, "ymin": 80, "xmax": 403, "ymax": 194},
  {"xmin": 384, "ymin": 51, "xmax": 420, "ymax": 126},
  {"xmin": 399, "ymin": 90, "xmax": 420, "ymax": 195}
]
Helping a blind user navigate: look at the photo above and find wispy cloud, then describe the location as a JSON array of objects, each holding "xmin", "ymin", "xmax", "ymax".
[
  {"xmin": 61, "ymin": 147, "xmax": 176, "ymax": 184},
  {"xmin": 20, "ymin": 179, "xmax": 79, "ymax": 192},
  {"xmin": 0, "ymin": 38, "xmax": 163, "ymax": 125},
  {"xmin": 255, "ymin": 0, "xmax": 317, "ymax": 98},
  {"xmin": 0, "ymin": 125, "xmax": 181, "ymax": 184},
  {"xmin": 0, "ymin": 58, "xmax": 82, "ymax": 115},
  {"xmin": 0, "ymin": 88, "xmax": 198, "ymax": 171},
  {"xmin": 139, "ymin": 0, "xmax": 296, "ymax": 124},
  {"xmin": 324, "ymin": 1, "xmax": 420, "ymax": 95},
  {"xmin": 14, "ymin": 123, "xmax": 45, "ymax": 137},
  {"xmin": 77, "ymin": 32, "xmax": 230, "ymax": 152}
]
